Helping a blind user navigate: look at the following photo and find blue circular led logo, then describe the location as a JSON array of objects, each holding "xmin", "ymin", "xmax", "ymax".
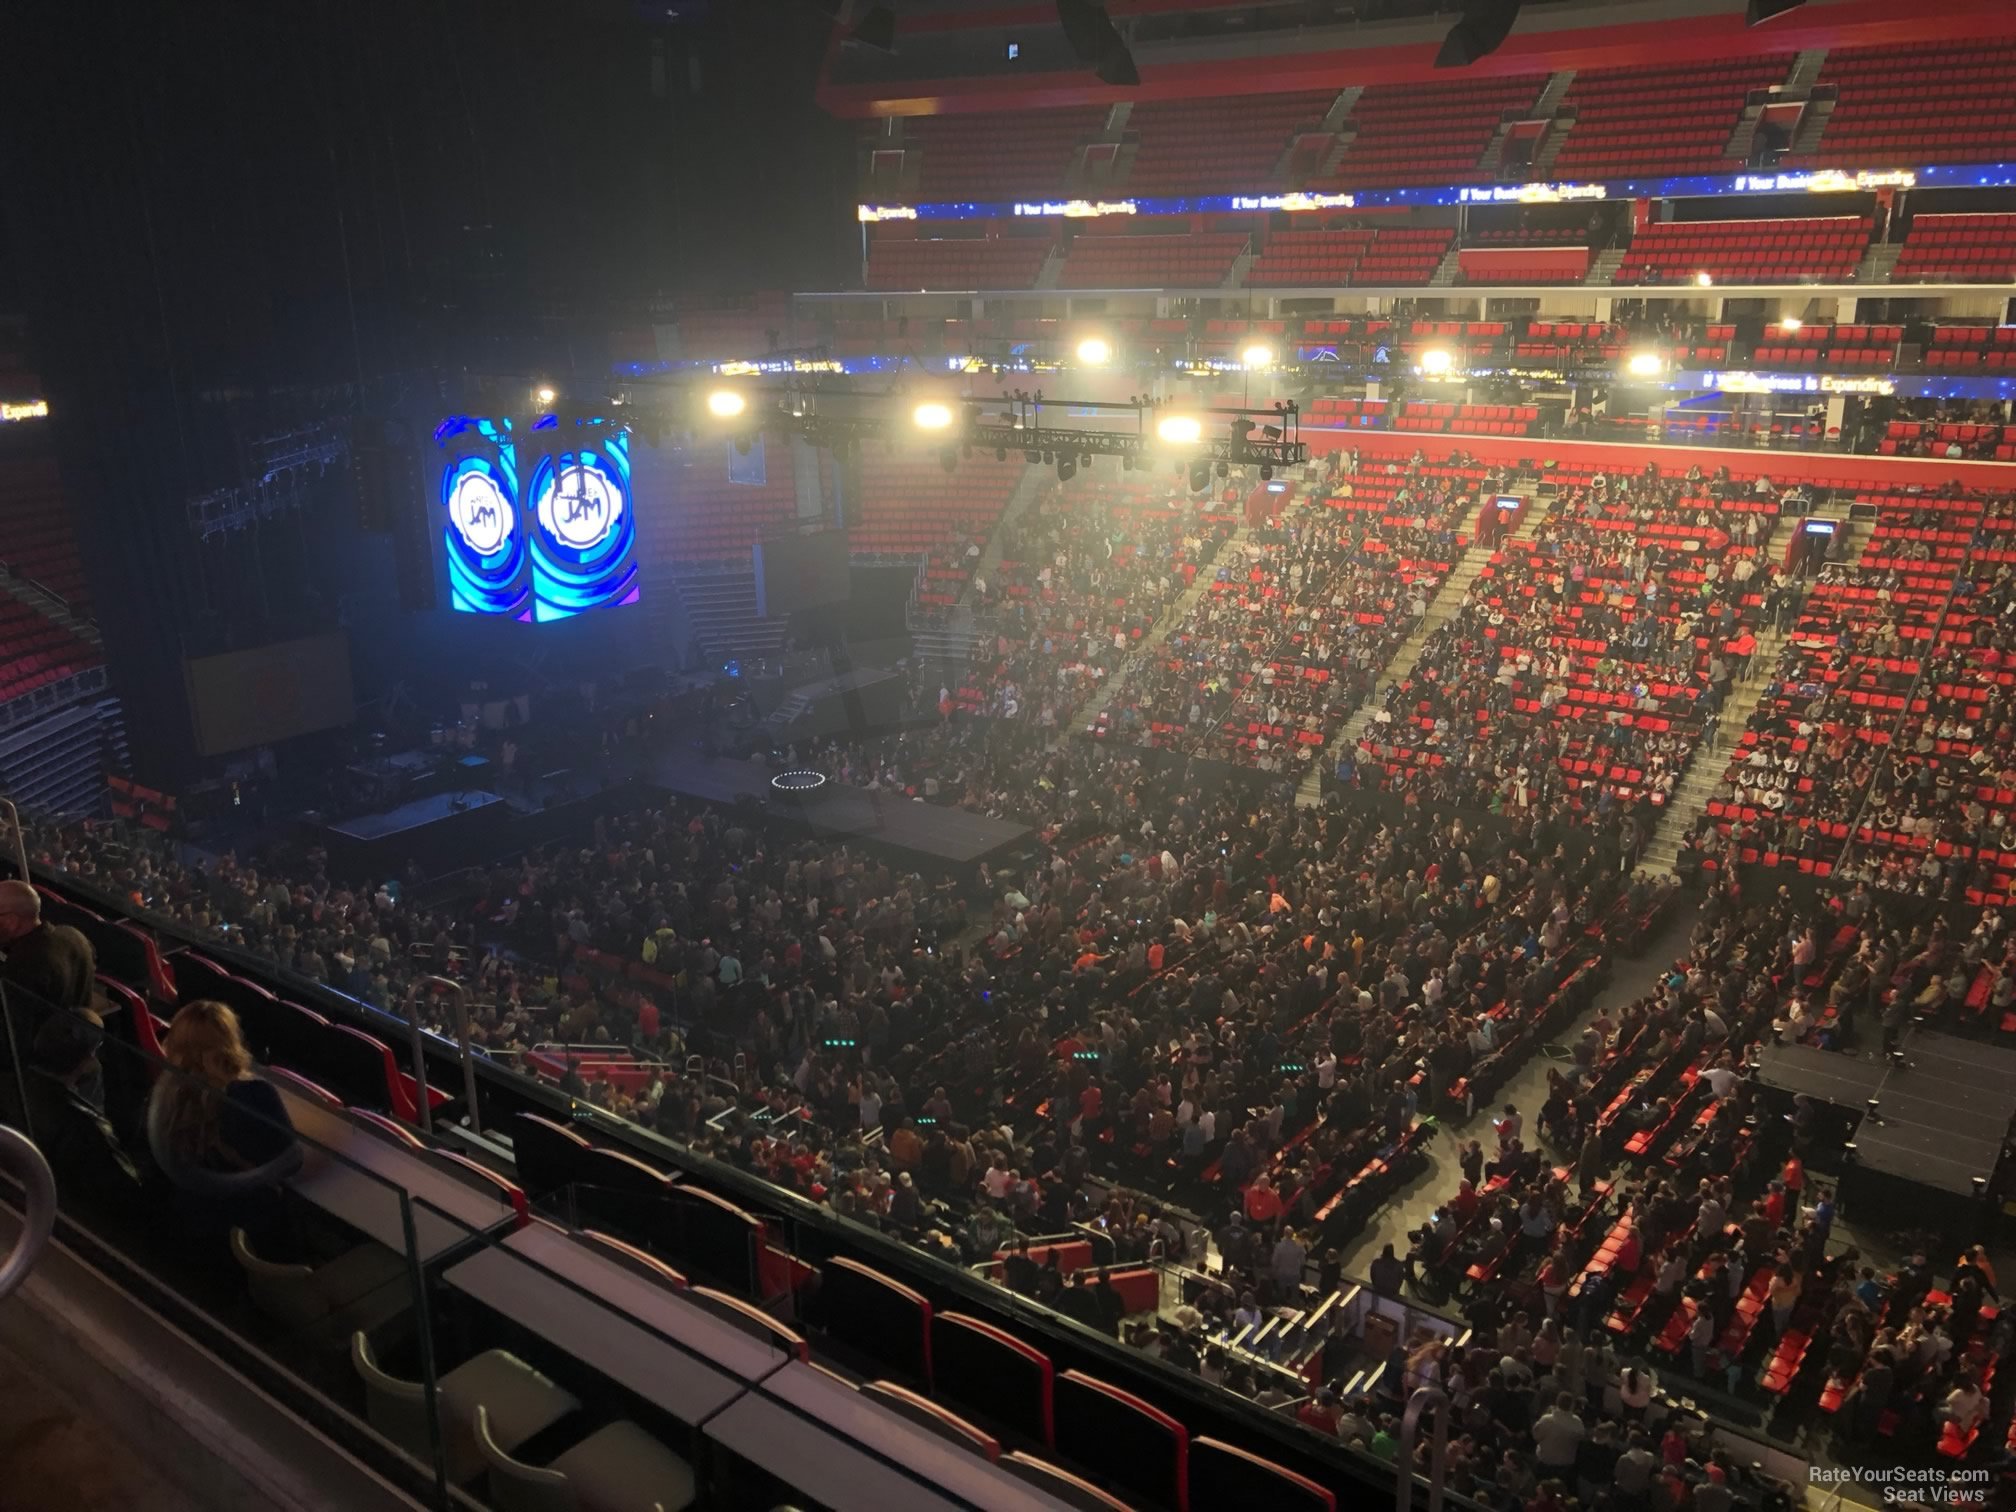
[
  {"xmin": 527, "ymin": 438, "xmax": 639, "ymax": 620},
  {"xmin": 440, "ymin": 450, "xmax": 527, "ymax": 616}
]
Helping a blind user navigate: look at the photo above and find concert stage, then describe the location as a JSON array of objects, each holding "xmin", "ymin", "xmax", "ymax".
[
  {"xmin": 318, "ymin": 790, "xmax": 510, "ymax": 877},
  {"xmin": 1757, "ymin": 1029, "xmax": 2016, "ymax": 1236},
  {"xmin": 651, "ymin": 753, "xmax": 1032, "ymax": 872}
]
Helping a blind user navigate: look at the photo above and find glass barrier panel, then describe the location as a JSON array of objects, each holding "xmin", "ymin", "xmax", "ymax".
[
  {"xmin": 0, "ymin": 980, "xmax": 458, "ymax": 1510},
  {"xmin": 403, "ymin": 1186, "xmax": 1115, "ymax": 1512}
]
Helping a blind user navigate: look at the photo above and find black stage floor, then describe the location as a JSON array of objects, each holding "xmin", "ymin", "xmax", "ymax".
[
  {"xmin": 1759, "ymin": 1029, "xmax": 2016, "ymax": 1197},
  {"xmin": 649, "ymin": 752, "xmax": 1031, "ymax": 868}
]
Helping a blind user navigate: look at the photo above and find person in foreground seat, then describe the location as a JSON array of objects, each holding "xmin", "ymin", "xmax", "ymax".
[{"xmin": 150, "ymin": 1000, "xmax": 299, "ymax": 1244}]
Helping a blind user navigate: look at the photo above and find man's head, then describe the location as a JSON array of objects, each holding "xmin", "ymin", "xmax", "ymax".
[{"xmin": 0, "ymin": 880, "xmax": 40, "ymax": 946}]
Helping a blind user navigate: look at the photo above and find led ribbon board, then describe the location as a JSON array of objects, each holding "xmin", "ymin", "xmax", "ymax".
[
  {"xmin": 854, "ymin": 162, "xmax": 1983, "ymax": 225},
  {"xmin": 434, "ymin": 416, "xmax": 639, "ymax": 622}
]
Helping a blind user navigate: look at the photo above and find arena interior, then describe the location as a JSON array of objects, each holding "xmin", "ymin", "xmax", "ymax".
[{"xmin": 2, "ymin": 1, "xmax": 2016, "ymax": 1508}]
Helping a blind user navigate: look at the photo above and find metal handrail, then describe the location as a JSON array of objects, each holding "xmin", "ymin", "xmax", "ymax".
[
  {"xmin": 1396, "ymin": 1385, "xmax": 1451, "ymax": 1512},
  {"xmin": 417, "ymin": 974, "xmax": 483, "ymax": 1138},
  {"xmin": 0, "ymin": 1124, "xmax": 56, "ymax": 1303}
]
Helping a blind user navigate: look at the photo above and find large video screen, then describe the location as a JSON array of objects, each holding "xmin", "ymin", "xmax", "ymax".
[
  {"xmin": 436, "ymin": 415, "xmax": 639, "ymax": 623},
  {"xmin": 184, "ymin": 634, "xmax": 354, "ymax": 756}
]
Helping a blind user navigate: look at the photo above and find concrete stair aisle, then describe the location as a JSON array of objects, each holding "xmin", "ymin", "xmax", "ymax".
[
  {"xmin": 1785, "ymin": 49, "xmax": 1829, "ymax": 92},
  {"xmin": 1298, "ymin": 491, "xmax": 1544, "ymax": 808},
  {"xmin": 1725, "ymin": 101, "xmax": 1768, "ymax": 164},
  {"xmin": 1320, "ymin": 87, "xmax": 1363, "ymax": 132},
  {"xmin": 1328, "ymin": 487, "xmax": 1546, "ymax": 754},
  {"xmin": 1584, "ymin": 247, "xmax": 1625, "ymax": 285},
  {"xmin": 1637, "ymin": 624, "xmax": 1790, "ymax": 876},
  {"xmin": 1225, "ymin": 244, "xmax": 1257, "ymax": 290},
  {"xmin": 1477, "ymin": 119, "xmax": 1516, "ymax": 177},
  {"xmin": 0, "ymin": 569, "xmax": 101, "ymax": 647},
  {"xmin": 1855, "ymin": 240, "xmax": 1900, "ymax": 284},
  {"xmin": 959, "ymin": 464, "xmax": 1045, "ymax": 609},
  {"xmin": 1063, "ymin": 518, "xmax": 1253, "ymax": 739},
  {"xmin": 1034, "ymin": 245, "xmax": 1066, "ymax": 290},
  {"xmin": 1530, "ymin": 116, "xmax": 1573, "ymax": 176},
  {"xmin": 1532, "ymin": 70, "xmax": 1576, "ymax": 118},
  {"xmin": 1787, "ymin": 94, "xmax": 1836, "ymax": 157},
  {"xmin": 1429, "ymin": 244, "xmax": 1466, "ymax": 287}
]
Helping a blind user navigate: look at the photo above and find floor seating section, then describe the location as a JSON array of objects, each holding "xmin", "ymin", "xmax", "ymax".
[
  {"xmin": 1246, "ymin": 226, "xmax": 1453, "ymax": 287},
  {"xmin": 0, "ymin": 599, "xmax": 100, "ymax": 705},
  {"xmin": 1924, "ymin": 324, "xmax": 2016, "ymax": 374},
  {"xmin": 904, "ymin": 109, "xmax": 1107, "ymax": 201},
  {"xmin": 1460, "ymin": 225, "xmax": 1593, "ymax": 283},
  {"xmin": 1893, "ymin": 214, "xmax": 2016, "ymax": 285},
  {"xmin": 1615, "ymin": 216, "xmax": 1870, "ymax": 285},
  {"xmin": 1307, "ymin": 398, "xmax": 1540, "ymax": 437},
  {"xmin": 863, "ymin": 46, "xmax": 2016, "ymax": 205},
  {"xmin": 1749, "ymin": 323, "xmax": 1901, "ymax": 371},
  {"xmin": 0, "ymin": 452, "xmax": 90, "ymax": 607},
  {"xmin": 1057, "ymin": 232, "xmax": 1249, "ymax": 288},
  {"xmin": 1878, "ymin": 420, "xmax": 2015, "ymax": 461},
  {"xmin": 1362, "ymin": 455, "xmax": 1782, "ymax": 821},
  {"xmin": 1315, "ymin": 77, "xmax": 1542, "ymax": 190},
  {"xmin": 667, "ymin": 297, "xmax": 794, "ymax": 365},
  {"xmin": 955, "ymin": 481, "xmax": 1235, "ymax": 721},
  {"xmin": 1512, "ymin": 321, "xmax": 1636, "ymax": 365},
  {"xmin": 1093, "ymin": 462, "xmax": 1479, "ymax": 770},
  {"xmin": 1124, "ymin": 92, "xmax": 1334, "ymax": 193},
  {"xmin": 1786, "ymin": 41, "xmax": 2016, "ymax": 169},
  {"xmin": 866, "ymin": 236, "xmax": 1050, "ymax": 291},
  {"xmin": 1549, "ymin": 56, "xmax": 1790, "ymax": 178},
  {"xmin": 660, "ymin": 446, "xmax": 799, "ymax": 564},
  {"xmin": 849, "ymin": 454, "xmax": 1027, "ymax": 557},
  {"xmin": 1709, "ymin": 487, "xmax": 2016, "ymax": 903}
]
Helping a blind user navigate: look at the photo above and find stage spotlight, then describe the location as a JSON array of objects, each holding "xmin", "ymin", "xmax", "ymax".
[
  {"xmin": 1058, "ymin": 454, "xmax": 1077, "ymax": 483},
  {"xmin": 1694, "ymin": 271, "xmax": 1714, "ymax": 287},
  {"xmin": 1215, "ymin": 461, "xmax": 1229, "ymax": 478},
  {"xmin": 1746, "ymin": 0, "xmax": 1805, "ymax": 23},
  {"xmin": 996, "ymin": 447, "xmax": 1009, "ymax": 462},
  {"xmin": 1626, "ymin": 352, "xmax": 1666, "ymax": 379},
  {"xmin": 1188, "ymin": 459, "xmax": 1213, "ymax": 492},
  {"xmin": 1260, "ymin": 465, "xmax": 1274, "ymax": 482},
  {"xmin": 1057, "ymin": 0, "xmax": 1139, "ymax": 86},
  {"xmin": 1026, "ymin": 449, "xmax": 1043, "ymax": 464},
  {"xmin": 913, "ymin": 401, "xmax": 955, "ymax": 431},
  {"xmin": 1436, "ymin": 0, "xmax": 1522, "ymax": 67},
  {"xmin": 1262, "ymin": 424, "xmax": 1284, "ymax": 441},
  {"xmin": 1779, "ymin": 316, "xmax": 1803, "ymax": 332},
  {"xmin": 1077, "ymin": 336, "xmax": 1113, "ymax": 366},
  {"xmin": 706, "ymin": 389, "xmax": 747, "ymax": 419},
  {"xmin": 1241, "ymin": 343, "xmax": 1273, "ymax": 369},
  {"xmin": 1157, "ymin": 415, "xmax": 1203, "ymax": 445},
  {"xmin": 535, "ymin": 385, "xmax": 557, "ymax": 406},
  {"xmin": 940, "ymin": 447, "xmax": 959, "ymax": 474},
  {"xmin": 1419, "ymin": 348, "xmax": 1454, "ymax": 375}
]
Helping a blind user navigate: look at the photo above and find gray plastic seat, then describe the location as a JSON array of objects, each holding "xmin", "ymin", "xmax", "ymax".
[
  {"xmin": 352, "ymin": 1332, "xmax": 580, "ymax": 1483},
  {"xmin": 476, "ymin": 1405, "xmax": 698, "ymax": 1512},
  {"xmin": 231, "ymin": 1228, "xmax": 410, "ymax": 1349}
]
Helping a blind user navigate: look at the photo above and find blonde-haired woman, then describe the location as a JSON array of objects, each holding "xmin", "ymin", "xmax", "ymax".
[{"xmin": 149, "ymin": 1001, "xmax": 298, "ymax": 1245}]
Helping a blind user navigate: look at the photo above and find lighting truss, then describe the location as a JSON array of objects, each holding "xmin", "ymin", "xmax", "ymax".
[
  {"xmin": 186, "ymin": 421, "xmax": 350, "ymax": 541},
  {"xmin": 623, "ymin": 381, "xmax": 1308, "ymax": 471},
  {"xmin": 250, "ymin": 422, "xmax": 348, "ymax": 483}
]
